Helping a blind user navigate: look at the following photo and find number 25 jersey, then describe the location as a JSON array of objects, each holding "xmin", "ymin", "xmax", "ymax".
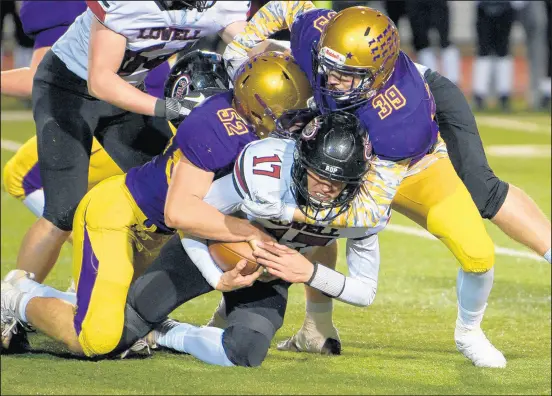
[{"xmin": 52, "ymin": 1, "xmax": 249, "ymax": 85}]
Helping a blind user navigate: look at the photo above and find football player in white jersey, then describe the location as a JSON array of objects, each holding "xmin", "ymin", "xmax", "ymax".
[
  {"xmin": 123, "ymin": 112, "xmax": 383, "ymax": 367},
  {"xmin": 15, "ymin": 1, "xmax": 249, "ymax": 289}
]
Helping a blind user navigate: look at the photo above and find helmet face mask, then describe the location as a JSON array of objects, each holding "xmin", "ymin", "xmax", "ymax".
[
  {"xmin": 310, "ymin": 6, "xmax": 400, "ymax": 113},
  {"xmin": 312, "ymin": 46, "xmax": 377, "ymax": 112},
  {"xmin": 291, "ymin": 112, "xmax": 372, "ymax": 222}
]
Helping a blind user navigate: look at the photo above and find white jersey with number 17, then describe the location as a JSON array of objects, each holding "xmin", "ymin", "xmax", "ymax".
[{"xmin": 52, "ymin": 0, "xmax": 249, "ymax": 85}]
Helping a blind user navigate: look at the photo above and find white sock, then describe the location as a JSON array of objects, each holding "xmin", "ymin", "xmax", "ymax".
[
  {"xmin": 472, "ymin": 56, "xmax": 493, "ymax": 97},
  {"xmin": 418, "ymin": 47, "xmax": 438, "ymax": 73},
  {"xmin": 544, "ymin": 248, "xmax": 551, "ymax": 264},
  {"xmin": 496, "ymin": 56, "xmax": 513, "ymax": 97},
  {"xmin": 441, "ymin": 45, "xmax": 460, "ymax": 85},
  {"xmin": 156, "ymin": 323, "xmax": 234, "ymax": 366},
  {"xmin": 456, "ymin": 268, "xmax": 494, "ymax": 329},
  {"xmin": 22, "ymin": 189, "xmax": 45, "ymax": 217},
  {"xmin": 17, "ymin": 276, "xmax": 77, "ymax": 306}
]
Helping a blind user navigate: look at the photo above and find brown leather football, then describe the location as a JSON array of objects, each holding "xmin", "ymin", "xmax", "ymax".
[{"xmin": 207, "ymin": 241, "xmax": 261, "ymax": 276}]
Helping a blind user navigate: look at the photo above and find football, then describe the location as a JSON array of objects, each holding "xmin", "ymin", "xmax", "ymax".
[{"xmin": 207, "ymin": 241, "xmax": 261, "ymax": 276}]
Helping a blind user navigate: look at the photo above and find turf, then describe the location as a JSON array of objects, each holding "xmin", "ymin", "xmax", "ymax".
[{"xmin": 1, "ymin": 112, "xmax": 550, "ymax": 395}]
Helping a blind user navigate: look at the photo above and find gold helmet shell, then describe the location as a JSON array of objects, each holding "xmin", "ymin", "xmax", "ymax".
[
  {"xmin": 315, "ymin": 6, "xmax": 400, "ymax": 106},
  {"xmin": 233, "ymin": 52, "xmax": 312, "ymax": 139}
]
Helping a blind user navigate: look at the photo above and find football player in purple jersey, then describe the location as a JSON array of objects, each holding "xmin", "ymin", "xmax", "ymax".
[{"xmin": 1, "ymin": 52, "xmax": 313, "ymax": 360}]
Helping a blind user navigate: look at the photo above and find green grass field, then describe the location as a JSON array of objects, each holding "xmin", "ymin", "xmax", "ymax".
[{"xmin": 1, "ymin": 110, "xmax": 550, "ymax": 395}]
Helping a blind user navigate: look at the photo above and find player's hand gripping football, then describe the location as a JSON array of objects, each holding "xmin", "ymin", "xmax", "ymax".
[
  {"xmin": 215, "ymin": 259, "xmax": 264, "ymax": 292},
  {"xmin": 252, "ymin": 241, "xmax": 315, "ymax": 284}
]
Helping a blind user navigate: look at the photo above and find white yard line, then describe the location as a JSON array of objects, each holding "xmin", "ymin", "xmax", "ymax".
[
  {"xmin": 1, "ymin": 111, "xmax": 33, "ymax": 122},
  {"xmin": 486, "ymin": 144, "xmax": 551, "ymax": 158},
  {"xmin": 386, "ymin": 224, "xmax": 544, "ymax": 262},
  {"xmin": 1, "ymin": 139, "xmax": 22, "ymax": 151},
  {"xmin": 477, "ymin": 116, "xmax": 551, "ymax": 135}
]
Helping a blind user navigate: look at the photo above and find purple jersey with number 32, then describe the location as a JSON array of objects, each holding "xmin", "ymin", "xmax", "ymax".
[{"xmin": 290, "ymin": 9, "xmax": 438, "ymax": 161}]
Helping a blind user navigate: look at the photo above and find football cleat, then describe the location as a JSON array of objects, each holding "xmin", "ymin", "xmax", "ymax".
[
  {"xmin": 3, "ymin": 269, "xmax": 35, "ymax": 285},
  {"xmin": 277, "ymin": 324, "xmax": 342, "ymax": 355},
  {"xmin": 119, "ymin": 338, "xmax": 152, "ymax": 359},
  {"xmin": 141, "ymin": 318, "xmax": 181, "ymax": 352},
  {"xmin": 455, "ymin": 325, "xmax": 507, "ymax": 368},
  {"xmin": 1, "ymin": 281, "xmax": 28, "ymax": 352}
]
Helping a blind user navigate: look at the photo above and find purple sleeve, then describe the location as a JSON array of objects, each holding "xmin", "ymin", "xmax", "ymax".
[
  {"xmin": 19, "ymin": 1, "xmax": 87, "ymax": 49},
  {"xmin": 290, "ymin": 9, "xmax": 336, "ymax": 80},
  {"xmin": 144, "ymin": 62, "xmax": 171, "ymax": 99}
]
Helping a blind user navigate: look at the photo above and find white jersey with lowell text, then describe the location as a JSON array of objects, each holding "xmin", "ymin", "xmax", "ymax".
[{"xmin": 52, "ymin": 0, "xmax": 248, "ymax": 85}]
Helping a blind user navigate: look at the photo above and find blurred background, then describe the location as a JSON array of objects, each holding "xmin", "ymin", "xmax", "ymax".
[{"xmin": 1, "ymin": 0, "xmax": 550, "ymax": 112}]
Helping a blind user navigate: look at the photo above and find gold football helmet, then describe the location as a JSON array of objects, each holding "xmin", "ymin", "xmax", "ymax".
[
  {"xmin": 233, "ymin": 52, "xmax": 313, "ymax": 139},
  {"xmin": 313, "ymin": 6, "xmax": 400, "ymax": 110}
]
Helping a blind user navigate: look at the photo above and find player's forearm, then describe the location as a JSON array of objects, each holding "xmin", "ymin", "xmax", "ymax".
[
  {"xmin": 233, "ymin": 1, "xmax": 314, "ymax": 52},
  {"xmin": 87, "ymin": 71, "xmax": 158, "ymax": 116},
  {"xmin": 224, "ymin": 1, "xmax": 313, "ymax": 78},
  {"xmin": 0, "ymin": 68, "xmax": 34, "ymax": 98},
  {"xmin": 166, "ymin": 198, "xmax": 259, "ymax": 242},
  {"xmin": 306, "ymin": 264, "xmax": 378, "ymax": 307}
]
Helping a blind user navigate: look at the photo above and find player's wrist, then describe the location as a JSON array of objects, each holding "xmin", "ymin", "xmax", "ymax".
[{"xmin": 306, "ymin": 262, "xmax": 346, "ymax": 298}]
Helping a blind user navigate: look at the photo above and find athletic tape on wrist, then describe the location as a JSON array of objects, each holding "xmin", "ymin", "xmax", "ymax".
[{"xmin": 306, "ymin": 262, "xmax": 346, "ymax": 298}]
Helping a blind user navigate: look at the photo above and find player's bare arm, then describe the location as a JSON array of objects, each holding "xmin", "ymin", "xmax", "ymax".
[
  {"xmin": 87, "ymin": 18, "xmax": 159, "ymax": 116},
  {"xmin": 165, "ymin": 156, "xmax": 272, "ymax": 244},
  {"xmin": 0, "ymin": 46, "xmax": 50, "ymax": 98}
]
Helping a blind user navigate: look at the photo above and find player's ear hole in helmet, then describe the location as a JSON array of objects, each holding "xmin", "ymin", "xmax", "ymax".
[
  {"xmin": 232, "ymin": 51, "xmax": 313, "ymax": 139},
  {"xmin": 311, "ymin": 6, "xmax": 400, "ymax": 113},
  {"xmin": 291, "ymin": 112, "xmax": 372, "ymax": 222},
  {"xmin": 161, "ymin": 1, "xmax": 216, "ymax": 12}
]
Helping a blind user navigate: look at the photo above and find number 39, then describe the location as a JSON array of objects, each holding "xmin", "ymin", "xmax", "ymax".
[{"xmin": 372, "ymin": 85, "xmax": 406, "ymax": 120}]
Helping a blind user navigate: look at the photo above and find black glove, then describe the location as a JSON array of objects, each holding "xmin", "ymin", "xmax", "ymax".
[{"xmin": 155, "ymin": 88, "xmax": 227, "ymax": 122}]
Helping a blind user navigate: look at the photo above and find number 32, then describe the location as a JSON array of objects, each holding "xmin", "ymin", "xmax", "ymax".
[{"xmin": 372, "ymin": 85, "xmax": 406, "ymax": 120}]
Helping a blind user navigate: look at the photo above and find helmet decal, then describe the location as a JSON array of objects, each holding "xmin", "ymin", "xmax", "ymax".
[{"xmin": 171, "ymin": 74, "xmax": 192, "ymax": 100}]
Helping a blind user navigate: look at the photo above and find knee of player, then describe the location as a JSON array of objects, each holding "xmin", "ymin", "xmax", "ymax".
[
  {"xmin": 459, "ymin": 234, "xmax": 495, "ymax": 273},
  {"xmin": 77, "ymin": 326, "xmax": 124, "ymax": 357},
  {"xmin": 2, "ymin": 156, "xmax": 26, "ymax": 200},
  {"xmin": 222, "ymin": 325, "xmax": 272, "ymax": 367}
]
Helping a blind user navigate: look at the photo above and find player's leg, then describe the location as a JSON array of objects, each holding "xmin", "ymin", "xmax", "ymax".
[
  {"xmin": 206, "ymin": 243, "xmax": 340, "ymax": 355},
  {"xmin": 472, "ymin": 4, "xmax": 493, "ymax": 110},
  {"xmin": 392, "ymin": 155, "xmax": 506, "ymax": 368},
  {"xmin": 276, "ymin": 243, "xmax": 341, "ymax": 354},
  {"xmin": 433, "ymin": 0, "xmax": 459, "ymax": 85},
  {"xmin": 2, "ymin": 136, "xmax": 44, "ymax": 217},
  {"xmin": 15, "ymin": 51, "xmax": 98, "ymax": 283},
  {"xmin": 2, "ymin": 176, "xmax": 141, "ymax": 356},
  {"xmin": 112, "ymin": 234, "xmax": 214, "ymax": 355},
  {"xmin": 406, "ymin": 0, "xmax": 436, "ymax": 72},
  {"xmin": 153, "ymin": 279, "xmax": 291, "ymax": 367},
  {"xmin": 425, "ymin": 69, "xmax": 551, "ymax": 263},
  {"xmin": 494, "ymin": 5, "xmax": 515, "ymax": 112}
]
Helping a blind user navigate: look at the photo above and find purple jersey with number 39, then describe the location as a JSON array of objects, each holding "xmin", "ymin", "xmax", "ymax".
[{"xmin": 290, "ymin": 9, "xmax": 438, "ymax": 161}]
